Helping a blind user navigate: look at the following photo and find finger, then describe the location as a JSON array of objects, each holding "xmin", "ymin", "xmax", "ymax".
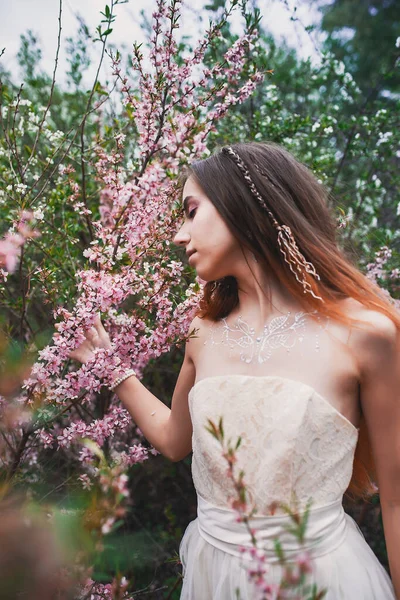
[
  {"xmin": 69, "ymin": 346, "xmax": 94, "ymax": 364},
  {"xmin": 72, "ymin": 337, "xmax": 94, "ymax": 355},
  {"xmin": 79, "ymin": 349, "xmax": 94, "ymax": 364},
  {"xmin": 93, "ymin": 317, "xmax": 112, "ymax": 349},
  {"xmin": 86, "ymin": 326, "xmax": 99, "ymax": 344},
  {"xmin": 93, "ymin": 317, "xmax": 105, "ymax": 336}
]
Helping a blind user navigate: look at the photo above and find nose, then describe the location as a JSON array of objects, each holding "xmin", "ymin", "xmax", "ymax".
[{"xmin": 172, "ymin": 223, "xmax": 190, "ymax": 248}]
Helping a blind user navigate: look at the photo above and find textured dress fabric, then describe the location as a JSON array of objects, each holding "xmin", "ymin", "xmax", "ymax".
[{"xmin": 179, "ymin": 374, "xmax": 396, "ymax": 599}]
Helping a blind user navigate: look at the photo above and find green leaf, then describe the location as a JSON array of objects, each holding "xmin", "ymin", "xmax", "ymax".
[
  {"xmin": 218, "ymin": 416, "xmax": 224, "ymax": 439},
  {"xmin": 94, "ymin": 81, "xmax": 108, "ymax": 96},
  {"xmin": 273, "ymin": 537, "xmax": 285, "ymax": 562}
]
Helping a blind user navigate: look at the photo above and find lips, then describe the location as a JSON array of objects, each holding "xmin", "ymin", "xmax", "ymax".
[{"xmin": 188, "ymin": 252, "xmax": 197, "ymax": 263}]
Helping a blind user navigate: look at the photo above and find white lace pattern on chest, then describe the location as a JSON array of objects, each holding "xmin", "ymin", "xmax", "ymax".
[
  {"xmin": 204, "ymin": 310, "xmax": 329, "ymax": 364},
  {"xmin": 189, "ymin": 375, "xmax": 358, "ymax": 515}
]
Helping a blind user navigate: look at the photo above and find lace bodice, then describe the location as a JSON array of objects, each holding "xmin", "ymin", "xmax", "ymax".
[{"xmin": 189, "ymin": 374, "xmax": 359, "ymax": 516}]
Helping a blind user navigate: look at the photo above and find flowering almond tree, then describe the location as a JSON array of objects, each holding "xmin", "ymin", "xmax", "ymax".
[
  {"xmin": 0, "ymin": 0, "xmax": 266, "ymax": 595},
  {"xmin": 17, "ymin": 0, "xmax": 264, "ymax": 472}
]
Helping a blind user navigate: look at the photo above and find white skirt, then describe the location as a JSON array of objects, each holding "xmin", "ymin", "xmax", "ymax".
[{"xmin": 179, "ymin": 494, "xmax": 395, "ymax": 599}]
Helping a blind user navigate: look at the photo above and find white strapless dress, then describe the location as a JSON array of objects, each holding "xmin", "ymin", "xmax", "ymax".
[{"xmin": 179, "ymin": 374, "xmax": 396, "ymax": 599}]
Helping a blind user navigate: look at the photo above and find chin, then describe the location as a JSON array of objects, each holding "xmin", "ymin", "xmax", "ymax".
[
  {"xmin": 194, "ymin": 259, "xmax": 230, "ymax": 283},
  {"xmin": 198, "ymin": 270, "xmax": 228, "ymax": 283}
]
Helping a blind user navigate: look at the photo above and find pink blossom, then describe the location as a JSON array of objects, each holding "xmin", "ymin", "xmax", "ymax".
[
  {"xmin": 37, "ymin": 429, "xmax": 54, "ymax": 449},
  {"xmin": 79, "ymin": 473, "xmax": 93, "ymax": 490},
  {"xmin": 295, "ymin": 550, "xmax": 313, "ymax": 574},
  {"xmin": 0, "ymin": 233, "xmax": 24, "ymax": 273},
  {"xmin": 101, "ymin": 517, "xmax": 115, "ymax": 534}
]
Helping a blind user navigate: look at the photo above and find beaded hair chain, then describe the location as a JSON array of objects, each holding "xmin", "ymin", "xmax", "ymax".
[{"xmin": 221, "ymin": 146, "xmax": 324, "ymax": 302}]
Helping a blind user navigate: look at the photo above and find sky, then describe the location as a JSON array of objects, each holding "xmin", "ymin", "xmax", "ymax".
[{"xmin": 0, "ymin": 0, "xmax": 324, "ymax": 87}]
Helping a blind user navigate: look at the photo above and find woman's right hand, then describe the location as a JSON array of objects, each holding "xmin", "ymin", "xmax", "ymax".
[{"xmin": 69, "ymin": 314, "xmax": 112, "ymax": 364}]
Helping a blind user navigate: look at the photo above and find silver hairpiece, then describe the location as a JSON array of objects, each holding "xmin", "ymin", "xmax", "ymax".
[{"xmin": 222, "ymin": 145, "xmax": 324, "ymax": 302}]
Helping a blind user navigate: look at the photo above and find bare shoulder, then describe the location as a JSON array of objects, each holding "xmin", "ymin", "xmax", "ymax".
[
  {"xmin": 343, "ymin": 297, "xmax": 398, "ymax": 375},
  {"xmin": 343, "ymin": 297, "xmax": 397, "ymax": 338},
  {"xmin": 184, "ymin": 314, "xmax": 214, "ymax": 364}
]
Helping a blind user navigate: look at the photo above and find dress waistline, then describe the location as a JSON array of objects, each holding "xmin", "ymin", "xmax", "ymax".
[{"xmin": 196, "ymin": 494, "xmax": 350, "ymax": 562}]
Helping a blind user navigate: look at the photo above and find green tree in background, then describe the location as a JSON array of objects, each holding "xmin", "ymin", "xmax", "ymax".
[{"xmin": 318, "ymin": 0, "xmax": 400, "ymax": 98}]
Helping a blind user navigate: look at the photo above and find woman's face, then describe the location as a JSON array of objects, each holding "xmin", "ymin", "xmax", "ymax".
[{"xmin": 173, "ymin": 175, "xmax": 242, "ymax": 281}]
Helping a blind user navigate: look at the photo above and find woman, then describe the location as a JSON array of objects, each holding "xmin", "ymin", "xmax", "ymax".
[{"xmin": 71, "ymin": 142, "xmax": 400, "ymax": 599}]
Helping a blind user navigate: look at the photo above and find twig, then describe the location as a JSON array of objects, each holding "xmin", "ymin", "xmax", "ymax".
[
  {"xmin": 7, "ymin": 428, "xmax": 32, "ymax": 481},
  {"xmin": 22, "ymin": 0, "xmax": 63, "ymax": 178},
  {"xmin": 19, "ymin": 246, "xmax": 27, "ymax": 342},
  {"xmin": 79, "ymin": 127, "xmax": 95, "ymax": 242},
  {"xmin": 27, "ymin": 237, "xmax": 75, "ymax": 281}
]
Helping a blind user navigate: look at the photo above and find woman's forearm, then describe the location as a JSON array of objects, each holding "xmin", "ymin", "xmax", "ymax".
[{"xmin": 114, "ymin": 375, "xmax": 174, "ymax": 459}]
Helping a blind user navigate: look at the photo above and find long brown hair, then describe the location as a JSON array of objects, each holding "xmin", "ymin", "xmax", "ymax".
[{"xmin": 183, "ymin": 141, "xmax": 400, "ymax": 502}]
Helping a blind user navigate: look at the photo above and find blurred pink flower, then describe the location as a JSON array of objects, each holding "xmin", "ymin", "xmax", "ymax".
[{"xmin": 0, "ymin": 233, "xmax": 24, "ymax": 273}]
